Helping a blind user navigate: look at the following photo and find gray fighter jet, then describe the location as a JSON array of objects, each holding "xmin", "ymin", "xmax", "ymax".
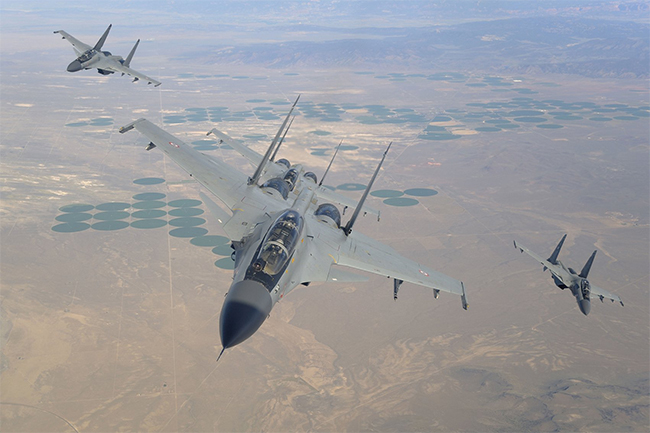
[
  {"xmin": 119, "ymin": 97, "xmax": 469, "ymax": 359},
  {"xmin": 514, "ymin": 235, "xmax": 623, "ymax": 315},
  {"xmin": 54, "ymin": 24, "xmax": 161, "ymax": 86}
]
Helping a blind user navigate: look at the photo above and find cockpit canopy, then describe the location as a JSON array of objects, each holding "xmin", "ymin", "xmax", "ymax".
[
  {"xmin": 257, "ymin": 210, "xmax": 304, "ymax": 276},
  {"xmin": 77, "ymin": 50, "xmax": 96, "ymax": 62},
  {"xmin": 580, "ymin": 279, "xmax": 590, "ymax": 298}
]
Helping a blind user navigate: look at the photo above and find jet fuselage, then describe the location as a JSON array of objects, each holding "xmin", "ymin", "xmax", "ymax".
[{"xmin": 219, "ymin": 177, "xmax": 318, "ymax": 349}]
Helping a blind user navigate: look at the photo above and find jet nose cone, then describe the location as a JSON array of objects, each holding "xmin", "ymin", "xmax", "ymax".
[
  {"xmin": 220, "ymin": 280, "xmax": 272, "ymax": 349},
  {"xmin": 67, "ymin": 60, "xmax": 82, "ymax": 72},
  {"xmin": 578, "ymin": 299, "xmax": 591, "ymax": 316}
]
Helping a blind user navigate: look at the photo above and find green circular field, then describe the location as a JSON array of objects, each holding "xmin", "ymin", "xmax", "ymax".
[
  {"xmin": 131, "ymin": 209, "xmax": 167, "ymax": 219},
  {"xmin": 191, "ymin": 235, "xmax": 229, "ymax": 247},
  {"xmin": 132, "ymin": 200, "xmax": 166, "ymax": 209},
  {"xmin": 212, "ymin": 244, "xmax": 233, "ymax": 256},
  {"xmin": 168, "ymin": 199, "xmax": 202, "ymax": 208},
  {"xmin": 131, "ymin": 219, "xmax": 167, "ymax": 229},
  {"xmin": 133, "ymin": 177, "xmax": 165, "ymax": 185},
  {"xmin": 214, "ymin": 257, "xmax": 235, "ymax": 270},
  {"xmin": 168, "ymin": 207, "xmax": 204, "ymax": 217},
  {"xmin": 55, "ymin": 213, "xmax": 92, "ymax": 223},
  {"xmin": 92, "ymin": 221, "xmax": 129, "ymax": 231},
  {"xmin": 404, "ymin": 188, "xmax": 438, "ymax": 197},
  {"xmin": 371, "ymin": 189, "xmax": 404, "ymax": 198},
  {"xmin": 133, "ymin": 192, "xmax": 166, "ymax": 201},
  {"xmin": 383, "ymin": 197, "xmax": 419, "ymax": 207},
  {"xmin": 52, "ymin": 222, "xmax": 90, "ymax": 233},
  {"xmin": 168, "ymin": 217, "xmax": 206, "ymax": 227},
  {"xmin": 537, "ymin": 124, "xmax": 564, "ymax": 129},
  {"xmin": 169, "ymin": 227, "xmax": 208, "ymax": 238},
  {"xmin": 93, "ymin": 211, "xmax": 130, "ymax": 221},
  {"xmin": 96, "ymin": 202, "xmax": 130, "ymax": 211},
  {"xmin": 59, "ymin": 204, "xmax": 94, "ymax": 213}
]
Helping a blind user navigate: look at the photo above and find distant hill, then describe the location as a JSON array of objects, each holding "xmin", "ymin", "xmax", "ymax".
[{"xmin": 181, "ymin": 17, "xmax": 649, "ymax": 78}]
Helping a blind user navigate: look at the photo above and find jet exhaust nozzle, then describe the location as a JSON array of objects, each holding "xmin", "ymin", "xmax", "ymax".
[
  {"xmin": 67, "ymin": 60, "xmax": 82, "ymax": 72},
  {"xmin": 578, "ymin": 299, "xmax": 591, "ymax": 316},
  {"xmin": 219, "ymin": 280, "xmax": 272, "ymax": 349}
]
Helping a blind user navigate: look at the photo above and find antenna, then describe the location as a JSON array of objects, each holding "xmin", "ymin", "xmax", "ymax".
[
  {"xmin": 342, "ymin": 142, "xmax": 392, "ymax": 236},
  {"xmin": 270, "ymin": 116, "xmax": 294, "ymax": 162},
  {"xmin": 319, "ymin": 140, "xmax": 343, "ymax": 187},
  {"xmin": 248, "ymin": 95, "xmax": 300, "ymax": 186}
]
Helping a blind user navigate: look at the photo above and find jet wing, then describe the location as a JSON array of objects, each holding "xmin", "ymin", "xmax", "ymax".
[
  {"xmin": 119, "ymin": 119, "xmax": 285, "ymax": 240},
  {"xmin": 106, "ymin": 62, "xmax": 161, "ymax": 87},
  {"xmin": 54, "ymin": 30, "xmax": 92, "ymax": 55},
  {"xmin": 513, "ymin": 240, "xmax": 570, "ymax": 280},
  {"xmin": 337, "ymin": 230, "xmax": 465, "ymax": 296},
  {"xmin": 590, "ymin": 284, "xmax": 623, "ymax": 305},
  {"xmin": 301, "ymin": 215, "xmax": 465, "ymax": 304},
  {"xmin": 208, "ymin": 128, "xmax": 262, "ymax": 166}
]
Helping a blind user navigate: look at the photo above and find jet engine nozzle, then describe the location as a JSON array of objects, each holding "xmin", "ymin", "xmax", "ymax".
[
  {"xmin": 67, "ymin": 60, "xmax": 82, "ymax": 72},
  {"xmin": 578, "ymin": 299, "xmax": 591, "ymax": 316},
  {"xmin": 219, "ymin": 280, "xmax": 272, "ymax": 349}
]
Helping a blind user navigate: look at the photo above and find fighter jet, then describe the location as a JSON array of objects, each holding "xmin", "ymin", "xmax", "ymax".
[
  {"xmin": 54, "ymin": 24, "xmax": 161, "ymax": 86},
  {"xmin": 119, "ymin": 96, "xmax": 469, "ymax": 359},
  {"xmin": 514, "ymin": 234, "xmax": 623, "ymax": 315}
]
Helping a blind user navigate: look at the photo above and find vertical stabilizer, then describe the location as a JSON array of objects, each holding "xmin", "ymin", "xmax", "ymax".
[
  {"xmin": 547, "ymin": 234, "xmax": 567, "ymax": 264},
  {"xmin": 270, "ymin": 116, "xmax": 294, "ymax": 162},
  {"xmin": 94, "ymin": 24, "xmax": 112, "ymax": 51},
  {"xmin": 319, "ymin": 140, "xmax": 343, "ymax": 187},
  {"xmin": 124, "ymin": 39, "xmax": 139, "ymax": 67},
  {"xmin": 342, "ymin": 142, "xmax": 391, "ymax": 235},
  {"xmin": 579, "ymin": 250, "xmax": 597, "ymax": 278},
  {"xmin": 248, "ymin": 95, "xmax": 300, "ymax": 185}
]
